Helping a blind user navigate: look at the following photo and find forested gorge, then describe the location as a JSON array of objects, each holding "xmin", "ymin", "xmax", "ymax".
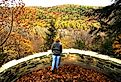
[{"xmin": 0, "ymin": 0, "xmax": 121, "ymax": 66}]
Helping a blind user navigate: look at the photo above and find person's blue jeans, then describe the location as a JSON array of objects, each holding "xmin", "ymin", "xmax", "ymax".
[{"xmin": 52, "ymin": 55, "xmax": 60, "ymax": 70}]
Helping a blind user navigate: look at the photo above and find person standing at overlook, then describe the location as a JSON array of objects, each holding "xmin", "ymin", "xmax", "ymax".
[{"xmin": 51, "ymin": 38, "xmax": 62, "ymax": 73}]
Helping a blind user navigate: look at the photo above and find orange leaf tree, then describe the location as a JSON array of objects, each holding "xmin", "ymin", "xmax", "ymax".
[
  {"xmin": 0, "ymin": 0, "xmax": 24, "ymax": 65},
  {"xmin": 0, "ymin": 0, "xmax": 24, "ymax": 47}
]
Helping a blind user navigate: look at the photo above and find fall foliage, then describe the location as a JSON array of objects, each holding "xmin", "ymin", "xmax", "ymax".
[
  {"xmin": 113, "ymin": 34, "xmax": 121, "ymax": 55},
  {"xmin": 0, "ymin": 0, "xmax": 121, "ymax": 65},
  {"xmin": 16, "ymin": 64, "xmax": 116, "ymax": 82},
  {"xmin": 0, "ymin": 0, "xmax": 121, "ymax": 82}
]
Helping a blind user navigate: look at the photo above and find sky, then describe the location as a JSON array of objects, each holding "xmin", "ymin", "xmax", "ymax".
[
  {"xmin": 0, "ymin": 0, "xmax": 115, "ymax": 7},
  {"xmin": 23, "ymin": 0, "xmax": 114, "ymax": 7}
]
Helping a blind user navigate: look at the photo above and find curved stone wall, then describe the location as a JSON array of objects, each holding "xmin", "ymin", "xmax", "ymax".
[
  {"xmin": 0, "ymin": 55, "xmax": 52, "ymax": 82},
  {"xmin": 0, "ymin": 49, "xmax": 121, "ymax": 82}
]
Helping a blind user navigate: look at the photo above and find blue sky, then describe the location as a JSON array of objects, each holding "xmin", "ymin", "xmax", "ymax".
[{"xmin": 23, "ymin": 0, "xmax": 114, "ymax": 7}]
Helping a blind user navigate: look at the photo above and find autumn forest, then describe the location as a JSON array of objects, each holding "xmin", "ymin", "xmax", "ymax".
[
  {"xmin": 0, "ymin": 0, "xmax": 121, "ymax": 66},
  {"xmin": 0, "ymin": 0, "xmax": 121, "ymax": 82}
]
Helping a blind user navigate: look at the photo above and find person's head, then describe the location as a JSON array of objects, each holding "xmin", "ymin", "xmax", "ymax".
[{"xmin": 55, "ymin": 38, "xmax": 60, "ymax": 42}]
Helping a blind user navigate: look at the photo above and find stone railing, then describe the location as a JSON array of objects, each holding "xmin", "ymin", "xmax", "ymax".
[{"xmin": 0, "ymin": 49, "xmax": 121, "ymax": 82}]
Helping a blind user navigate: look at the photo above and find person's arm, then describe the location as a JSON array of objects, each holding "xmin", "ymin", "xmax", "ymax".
[
  {"xmin": 60, "ymin": 44, "xmax": 62, "ymax": 53},
  {"xmin": 51, "ymin": 43, "xmax": 54, "ymax": 52}
]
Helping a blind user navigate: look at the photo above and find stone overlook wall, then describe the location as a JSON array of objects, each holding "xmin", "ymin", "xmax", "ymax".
[{"xmin": 0, "ymin": 49, "xmax": 121, "ymax": 82}]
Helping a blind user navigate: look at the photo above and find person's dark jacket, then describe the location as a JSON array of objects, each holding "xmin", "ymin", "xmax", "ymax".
[{"xmin": 51, "ymin": 42, "xmax": 62, "ymax": 56}]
